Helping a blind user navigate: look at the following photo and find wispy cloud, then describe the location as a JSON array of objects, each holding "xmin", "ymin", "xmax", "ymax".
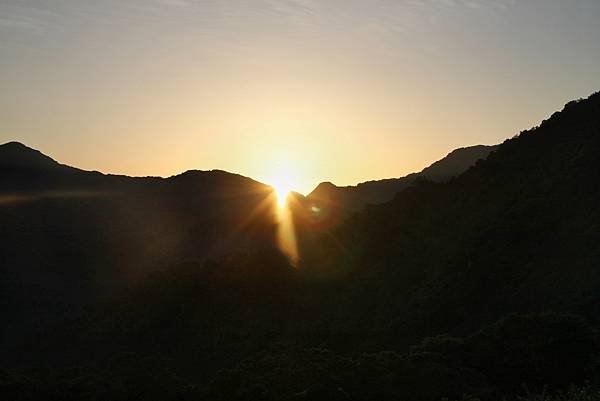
[{"xmin": 0, "ymin": 2, "xmax": 62, "ymax": 34}]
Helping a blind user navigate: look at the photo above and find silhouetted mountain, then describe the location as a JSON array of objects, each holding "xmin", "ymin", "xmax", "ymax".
[
  {"xmin": 0, "ymin": 146, "xmax": 279, "ymax": 350},
  {"xmin": 2, "ymin": 93, "xmax": 600, "ymax": 401},
  {"xmin": 307, "ymin": 144, "xmax": 497, "ymax": 215},
  {"xmin": 0, "ymin": 141, "xmax": 71, "ymax": 171},
  {"xmin": 301, "ymin": 93, "xmax": 600, "ymax": 339}
]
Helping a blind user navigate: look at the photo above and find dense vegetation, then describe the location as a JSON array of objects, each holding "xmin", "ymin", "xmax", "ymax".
[{"xmin": 2, "ymin": 92, "xmax": 600, "ymax": 400}]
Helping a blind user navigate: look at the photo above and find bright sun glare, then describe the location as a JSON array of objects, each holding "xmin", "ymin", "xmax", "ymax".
[
  {"xmin": 274, "ymin": 183, "xmax": 291, "ymax": 208},
  {"xmin": 270, "ymin": 173, "xmax": 299, "ymax": 266},
  {"xmin": 269, "ymin": 166, "xmax": 296, "ymax": 208}
]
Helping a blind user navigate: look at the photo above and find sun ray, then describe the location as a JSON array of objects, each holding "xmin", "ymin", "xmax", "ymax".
[
  {"xmin": 274, "ymin": 184, "xmax": 291, "ymax": 208},
  {"xmin": 276, "ymin": 200, "xmax": 299, "ymax": 266},
  {"xmin": 266, "ymin": 167, "xmax": 301, "ymax": 266}
]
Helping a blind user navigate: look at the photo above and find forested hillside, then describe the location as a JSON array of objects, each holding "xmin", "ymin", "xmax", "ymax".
[{"xmin": 2, "ymin": 93, "xmax": 600, "ymax": 400}]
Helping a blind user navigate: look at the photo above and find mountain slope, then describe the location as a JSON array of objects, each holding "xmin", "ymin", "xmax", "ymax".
[
  {"xmin": 14, "ymin": 92, "xmax": 597, "ymax": 401},
  {"xmin": 3, "ymin": 93, "xmax": 600, "ymax": 400},
  {"xmin": 306, "ymin": 92, "xmax": 600, "ymax": 341},
  {"xmin": 0, "ymin": 141, "xmax": 72, "ymax": 171},
  {"xmin": 0, "ymin": 145, "xmax": 279, "ymax": 349},
  {"xmin": 307, "ymin": 144, "xmax": 497, "ymax": 215}
]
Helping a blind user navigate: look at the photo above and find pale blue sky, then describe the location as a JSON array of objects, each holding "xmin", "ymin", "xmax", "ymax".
[{"xmin": 1, "ymin": 0, "xmax": 599, "ymax": 192}]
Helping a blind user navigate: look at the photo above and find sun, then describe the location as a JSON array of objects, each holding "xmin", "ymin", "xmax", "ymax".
[
  {"xmin": 269, "ymin": 171, "xmax": 295, "ymax": 208},
  {"xmin": 273, "ymin": 182, "xmax": 291, "ymax": 208},
  {"xmin": 260, "ymin": 164, "xmax": 300, "ymax": 265},
  {"xmin": 262, "ymin": 156, "xmax": 302, "ymax": 208}
]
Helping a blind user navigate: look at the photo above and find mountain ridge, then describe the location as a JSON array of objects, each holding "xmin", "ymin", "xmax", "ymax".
[
  {"xmin": 0, "ymin": 141, "xmax": 270, "ymax": 194},
  {"xmin": 0, "ymin": 141, "xmax": 74, "ymax": 171},
  {"xmin": 1, "ymin": 141, "xmax": 497, "ymax": 202},
  {"xmin": 2, "ymin": 92, "xmax": 600, "ymax": 401},
  {"xmin": 306, "ymin": 144, "xmax": 498, "ymax": 216}
]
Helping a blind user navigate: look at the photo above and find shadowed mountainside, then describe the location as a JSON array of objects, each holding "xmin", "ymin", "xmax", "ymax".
[
  {"xmin": 0, "ymin": 138, "xmax": 499, "ymax": 350},
  {"xmin": 307, "ymin": 144, "xmax": 497, "ymax": 215},
  {"xmin": 0, "ymin": 141, "xmax": 75, "ymax": 171},
  {"xmin": 2, "ymin": 93, "xmax": 600, "ymax": 400},
  {"xmin": 0, "ymin": 144, "xmax": 278, "ymax": 349}
]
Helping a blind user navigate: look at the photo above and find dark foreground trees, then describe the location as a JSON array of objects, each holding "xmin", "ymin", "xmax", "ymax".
[{"xmin": 2, "ymin": 93, "xmax": 600, "ymax": 400}]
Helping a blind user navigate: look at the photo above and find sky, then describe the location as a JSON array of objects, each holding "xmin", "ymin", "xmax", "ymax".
[{"xmin": 1, "ymin": 0, "xmax": 600, "ymax": 194}]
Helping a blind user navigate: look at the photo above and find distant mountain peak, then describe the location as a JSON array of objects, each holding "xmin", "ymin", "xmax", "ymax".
[
  {"xmin": 312, "ymin": 181, "xmax": 336, "ymax": 190},
  {"xmin": 308, "ymin": 181, "xmax": 338, "ymax": 200},
  {"xmin": 0, "ymin": 141, "xmax": 64, "ymax": 170},
  {"xmin": 307, "ymin": 144, "xmax": 498, "ymax": 212},
  {"xmin": 2, "ymin": 141, "xmax": 28, "ymax": 148},
  {"xmin": 419, "ymin": 144, "xmax": 498, "ymax": 181}
]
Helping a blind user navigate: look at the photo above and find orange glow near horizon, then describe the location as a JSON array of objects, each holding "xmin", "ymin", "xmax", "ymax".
[{"xmin": 3, "ymin": 1, "xmax": 599, "ymax": 196}]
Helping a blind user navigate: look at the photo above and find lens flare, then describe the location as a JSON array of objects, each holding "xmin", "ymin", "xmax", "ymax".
[
  {"xmin": 276, "ymin": 200, "xmax": 299, "ymax": 266},
  {"xmin": 274, "ymin": 184, "xmax": 291, "ymax": 208},
  {"xmin": 268, "ymin": 175, "xmax": 299, "ymax": 265}
]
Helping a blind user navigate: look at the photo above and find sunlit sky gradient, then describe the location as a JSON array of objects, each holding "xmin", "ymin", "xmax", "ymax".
[{"xmin": 1, "ymin": 0, "xmax": 600, "ymax": 193}]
